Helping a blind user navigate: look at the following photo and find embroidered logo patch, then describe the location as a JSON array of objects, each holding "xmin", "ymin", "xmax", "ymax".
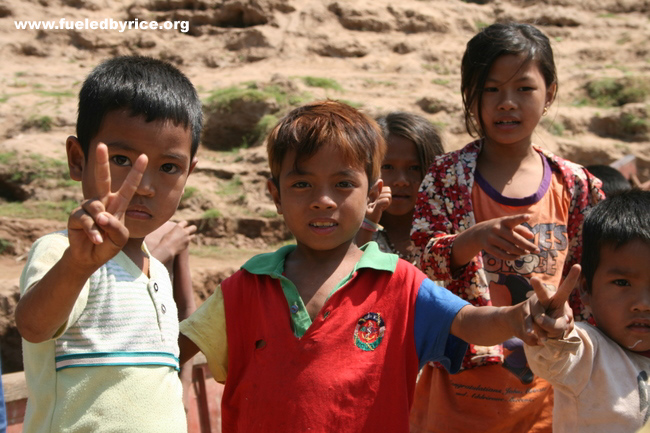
[{"xmin": 354, "ymin": 312, "xmax": 385, "ymax": 351}]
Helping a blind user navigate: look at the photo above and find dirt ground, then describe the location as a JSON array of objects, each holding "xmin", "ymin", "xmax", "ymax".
[{"xmin": 1, "ymin": 0, "xmax": 649, "ymax": 374}]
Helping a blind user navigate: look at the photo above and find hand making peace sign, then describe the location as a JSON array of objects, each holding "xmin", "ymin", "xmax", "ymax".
[
  {"xmin": 67, "ymin": 143, "xmax": 148, "ymax": 270},
  {"xmin": 529, "ymin": 264, "xmax": 580, "ymax": 342}
]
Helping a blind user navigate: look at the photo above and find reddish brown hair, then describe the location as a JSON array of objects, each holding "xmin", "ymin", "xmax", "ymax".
[{"xmin": 267, "ymin": 100, "xmax": 386, "ymax": 185}]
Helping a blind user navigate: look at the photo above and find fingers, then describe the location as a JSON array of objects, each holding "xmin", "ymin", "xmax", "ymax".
[
  {"xmin": 483, "ymin": 234, "xmax": 537, "ymax": 260},
  {"xmin": 94, "ymin": 144, "xmax": 111, "ymax": 200},
  {"xmin": 185, "ymin": 223, "xmax": 197, "ymax": 236},
  {"xmin": 367, "ymin": 187, "xmax": 391, "ymax": 221},
  {"xmin": 555, "ymin": 264, "xmax": 581, "ymax": 306},
  {"xmin": 69, "ymin": 203, "xmax": 104, "ymax": 244},
  {"xmin": 534, "ymin": 311, "xmax": 572, "ymax": 341},
  {"xmin": 502, "ymin": 214, "xmax": 532, "ymax": 229},
  {"xmin": 376, "ymin": 195, "xmax": 392, "ymax": 212},
  {"xmin": 530, "ymin": 277, "xmax": 553, "ymax": 307},
  {"xmin": 529, "ymin": 266, "xmax": 580, "ymax": 342},
  {"xmin": 479, "ymin": 214, "xmax": 540, "ymax": 260},
  {"xmin": 94, "ymin": 211, "xmax": 130, "ymax": 247},
  {"xmin": 107, "ymin": 154, "xmax": 148, "ymax": 218}
]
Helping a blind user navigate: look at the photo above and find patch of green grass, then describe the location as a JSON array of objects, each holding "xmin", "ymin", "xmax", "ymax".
[
  {"xmin": 28, "ymin": 153, "xmax": 68, "ymax": 178},
  {"xmin": 2, "ymin": 151, "xmax": 70, "ymax": 184},
  {"xmin": 34, "ymin": 90, "xmax": 75, "ymax": 98},
  {"xmin": 584, "ymin": 76, "xmax": 650, "ymax": 107},
  {"xmin": 205, "ymin": 86, "xmax": 269, "ymax": 112},
  {"xmin": 253, "ymin": 114, "xmax": 279, "ymax": 140},
  {"xmin": 422, "ymin": 63, "xmax": 451, "ymax": 75},
  {"xmin": 363, "ymin": 79, "xmax": 396, "ymax": 87},
  {"xmin": 0, "ymin": 200, "xmax": 78, "ymax": 221},
  {"xmin": 475, "ymin": 20, "xmax": 489, "ymax": 31},
  {"xmin": 206, "ymin": 82, "xmax": 311, "ymax": 113},
  {"xmin": 0, "ymin": 151, "xmax": 17, "ymax": 165},
  {"xmin": 620, "ymin": 112, "xmax": 649, "ymax": 137},
  {"xmin": 431, "ymin": 121, "xmax": 447, "ymax": 131},
  {"xmin": 432, "ymin": 78, "xmax": 450, "ymax": 86},
  {"xmin": 260, "ymin": 209, "xmax": 278, "ymax": 218},
  {"xmin": 0, "ymin": 239, "xmax": 13, "ymax": 254},
  {"xmin": 201, "ymin": 208, "xmax": 223, "ymax": 219},
  {"xmin": 182, "ymin": 186, "xmax": 198, "ymax": 201},
  {"xmin": 541, "ymin": 118, "xmax": 565, "ymax": 136},
  {"xmin": 23, "ymin": 115, "xmax": 54, "ymax": 132},
  {"xmin": 217, "ymin": 176, "xmax": 243, "ymax": 196},
  {"xmin": 616, "ymin": 33, "xmax": 632, "ymax": 45},
  {"xmin": 300, "ymin": 76, "xmax": 343, "ymax": 92}
]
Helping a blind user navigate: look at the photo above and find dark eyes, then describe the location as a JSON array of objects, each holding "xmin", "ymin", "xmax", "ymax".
[
  {"xmin": 111, "ymin": 155, "xmax": 179, "ymax": 174},
  {"xmin": 161, "ymin": 163, "xmax": 179, "ymax": 174},
  {"xmin": 291, "ymin": 181, "xmax": 356, "ymax": 188},
  {"xmin": 482, "ymin": 86, "xmax": 535, "ymax": 92},
  {"xmin": 612, "ymin": 279, "xmax": 631, "ymax": 287},
  {"xmin": 381, "ymin": 164, "xmax": 420, "ymax": 171},
  {"xmin": 111, "ymin": 155, "xmax": 131, "ymax": 166}
]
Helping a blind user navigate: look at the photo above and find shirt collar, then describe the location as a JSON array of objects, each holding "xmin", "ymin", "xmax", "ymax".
[{"xmin": 241, "ymin": 241, "xmax": 398, "ymax": 277}]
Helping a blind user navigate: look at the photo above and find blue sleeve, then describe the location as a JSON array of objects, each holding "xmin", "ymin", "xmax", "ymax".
[{"xmin": 414, "ymin": 278, "xmax": 469, "ymax": 373}]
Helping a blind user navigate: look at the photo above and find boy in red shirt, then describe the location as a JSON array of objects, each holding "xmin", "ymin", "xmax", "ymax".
[{"xmin": 179, "ymin": 100, "xmax": 574, "ymax": 432}]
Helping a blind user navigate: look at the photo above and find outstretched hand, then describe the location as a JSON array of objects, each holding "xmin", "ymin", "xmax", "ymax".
[
  {"xmin": 529, "ymin": 264, "xmax": 580, "ymax": 342},
  {"xmin": 67, "ymin": 143, "xmax": 148, "ymax": 269}
]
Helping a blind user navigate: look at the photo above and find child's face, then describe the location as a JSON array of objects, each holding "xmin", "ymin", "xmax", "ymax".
[
  {"xmin": 381, "ymin": 134, "xmax": 422, "ymax": 217},
  {"xmin": 68, "ymin": 109, "xmax": 196, "ymax": 240},
  {"xmin": 476, "ymin": 54, "xmax": 556, "ymax": 149},
  {"xmin": 268, "ymin": 143, "xmax": 379, "ymax": 253},
  {"xmin": 582, "ymin": 240, "xmax": 650, "ymax": 352}
]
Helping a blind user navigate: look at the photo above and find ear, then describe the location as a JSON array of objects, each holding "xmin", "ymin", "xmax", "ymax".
[
  {"xmin": 367, "ymin": 178, "xmax": 383, "ymax": 207},
  {"xmin": 267, "ymin": 178, "xmax": 282, "ymax": 215},
  {"xmin": 188, "ymin": 156, "xmax": 198, "ymax": 175},
  {"xmin": 545, "ymin": 81, "xmax": 557, "ymax": 106},
  {"xmin": 66, "ymin": 136, "xmax": 85, "ymax": 181}
]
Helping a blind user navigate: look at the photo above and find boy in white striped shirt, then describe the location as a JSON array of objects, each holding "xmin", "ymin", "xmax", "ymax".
[{"xmin": 15, "ymin": 55, "xmax": 202, "ymax": 433}]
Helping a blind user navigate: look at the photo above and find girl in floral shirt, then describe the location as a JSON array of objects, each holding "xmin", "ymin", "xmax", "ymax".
[{"xmin": 409, "ymin": 22, "xmax": 603, "ymax": 433}]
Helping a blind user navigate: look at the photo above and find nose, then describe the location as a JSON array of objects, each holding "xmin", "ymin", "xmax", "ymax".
[
  {"xmin": 632, "ymin": 287, "xmax": 650, "ymax": 312},
  {"xmin": 498, "ymin": 90, "xmax": 516, "ymax": 111},
  {"xmin": 310, "ymin": 187, "xmax": 336, "ymax": 210},
  {"xmin": 393, "ymin": 169, "xmax": 410, "ymax": 187},
  {"xmin": 135, "ymin": 169, "xmax": 155, "ymax": 197}
]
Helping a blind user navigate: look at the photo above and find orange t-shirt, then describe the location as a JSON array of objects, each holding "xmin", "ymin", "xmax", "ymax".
[{"xmin": 411, "ymin": 156, "xmax": 571, "ymax": 433}]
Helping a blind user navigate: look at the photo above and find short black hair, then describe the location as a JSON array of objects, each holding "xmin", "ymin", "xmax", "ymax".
[
  {"xmin": 581, "ymin": 189, "xmax": 650, "ymax": 292},
  {"xmin": 586, "ymin": 165, "xmax": 631, "ymax": 197},
  {"xmin": 76, "ymin": 56, "xmax": 202, "ymax": 159}
]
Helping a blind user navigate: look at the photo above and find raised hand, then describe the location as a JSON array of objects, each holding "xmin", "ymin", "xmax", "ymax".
[
  {"xmin": 529, "ymin": 264, "xmax": 580, "ymax": 341},
  {"xmin": 67, "ymin": 143, "xmax": 148, "ymax": 270},
  {"xmin": 160, "ymin": 221, "xmax": 197, "ymax": 256},
  {"xmin": 366, "ymin": 185, "xmax": 392, "ymax": 224}
]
